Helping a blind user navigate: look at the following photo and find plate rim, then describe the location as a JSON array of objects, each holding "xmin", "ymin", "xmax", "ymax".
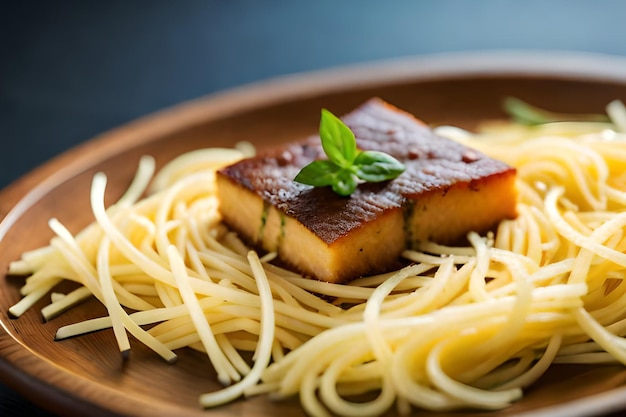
[
  {"xmin": 3, "ymin": 50, "xmax": 626, "ymax": 417},
  {"xmin": 6, "ymin": 49, "xmax": 626, "ymax": 225}
]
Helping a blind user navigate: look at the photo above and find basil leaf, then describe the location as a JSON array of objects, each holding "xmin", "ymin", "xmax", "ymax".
[
  {"xmin": 319, "ymin": 108, "xmax": 357, "ymax": 167},
  {"xmin": 354, "ymin": 151, "xmax": 406, "ymax": 182},
  {"xmin": 332, "ymin": 170, "xmax": 358, "ymax": 196},
  {"xmin": 294, "ymin": 108, "xmax": 405, "ymax": 196},
  {"xmin": 294, "ymin": 160, "xmax": 341, "ymax": 187}
]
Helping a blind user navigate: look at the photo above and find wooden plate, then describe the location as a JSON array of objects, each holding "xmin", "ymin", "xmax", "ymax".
[{"xmin": 3, "ymin": 51, "xmax": 626, "ymax": 417}]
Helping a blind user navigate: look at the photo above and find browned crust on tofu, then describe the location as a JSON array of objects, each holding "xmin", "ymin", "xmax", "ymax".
[{"xmin": 217, "ymin": 98, "xmax": 517, "ymax": 282}]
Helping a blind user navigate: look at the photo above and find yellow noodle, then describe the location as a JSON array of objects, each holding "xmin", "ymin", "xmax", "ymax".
[
  {"xmin": 167, "ymin": 245, "xmax": 239, "ymax": 384},
  {"xmin": 41, "ymin": 286, "xmax": 92, "ymax": 321},
  {"xmin": 97, "ymin": 237, "xmax": 131, "ymax": 354},
  {"xmin": 199, "ymin": 251, "xmax": 276, "ymax": 407}
]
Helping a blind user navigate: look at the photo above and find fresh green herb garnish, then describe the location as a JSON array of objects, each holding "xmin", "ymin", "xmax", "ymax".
[
  {"xmin": 294, "ymin": 109, "xmax": 405, "ymax": 196},
  {"xmin": 503, "ymin": 97, "xmax": 610, "ymax": 126}
]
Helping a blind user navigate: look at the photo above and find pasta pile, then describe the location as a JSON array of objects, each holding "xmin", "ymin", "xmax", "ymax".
[{"xmin": 8, "ymin": 102, "xmax": 626, "ymax": 416}]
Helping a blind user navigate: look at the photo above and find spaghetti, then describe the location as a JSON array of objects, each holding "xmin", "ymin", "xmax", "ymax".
[{"xmin": 8, "ymin": 102, "xmax": 626, "ymax": 416}]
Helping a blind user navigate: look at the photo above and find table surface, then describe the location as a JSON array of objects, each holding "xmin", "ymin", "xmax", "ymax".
[{"xmin": 3, "ymin": 1, "xmax": 626, "ymax": 416}]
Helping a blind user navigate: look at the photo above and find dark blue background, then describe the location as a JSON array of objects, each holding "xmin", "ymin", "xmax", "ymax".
[{"xmin": 3, "ymin": 1, "xmax": 626, "ymax": 415}]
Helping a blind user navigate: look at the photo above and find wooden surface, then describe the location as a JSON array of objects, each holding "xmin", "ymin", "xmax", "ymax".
[{"xmin": 3, "ymin": 53, "xmax": 626, "ymax": 416}]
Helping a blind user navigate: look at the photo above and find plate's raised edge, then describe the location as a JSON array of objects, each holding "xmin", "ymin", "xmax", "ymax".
[
  {"xmin": 4, "ymin": 49, "xmax": 626, "ymax": 233},
  {"xmin": 517, "ymin": 383, "xmax": 626, "ymax": 417},
  {"xmin": 3, "ymin": 49, "xmax": 626, "ymax": 417}
]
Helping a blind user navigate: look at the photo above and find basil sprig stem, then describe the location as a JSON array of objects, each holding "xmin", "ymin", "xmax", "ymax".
[
  {"xmin": 503, "ymin": 97, "xmax": 610, "ymax": 125},
  {"xmin": 294, "ymin": 109, "xmax": 405, "ymax": 196}
]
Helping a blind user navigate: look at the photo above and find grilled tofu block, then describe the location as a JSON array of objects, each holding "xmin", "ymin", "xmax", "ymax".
[{"xmin": 216, "ymin": 98, "xmax": 517, "ymax": 283}]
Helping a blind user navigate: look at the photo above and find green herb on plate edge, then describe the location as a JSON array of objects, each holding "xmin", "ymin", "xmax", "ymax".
[{"xmin": 503, "ymin": 97, "xmax": 611, "ymax": 126}]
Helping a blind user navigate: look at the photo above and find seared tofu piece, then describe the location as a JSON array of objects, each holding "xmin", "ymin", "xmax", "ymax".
[{"xmin": 216, "ymin": 98, "xmax": 517, "ymax": 283}]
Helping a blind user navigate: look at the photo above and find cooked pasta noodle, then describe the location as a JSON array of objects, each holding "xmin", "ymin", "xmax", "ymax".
[{"xmin": 8, "ymin": 103, "xmax": 626, "ymax": 416}]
